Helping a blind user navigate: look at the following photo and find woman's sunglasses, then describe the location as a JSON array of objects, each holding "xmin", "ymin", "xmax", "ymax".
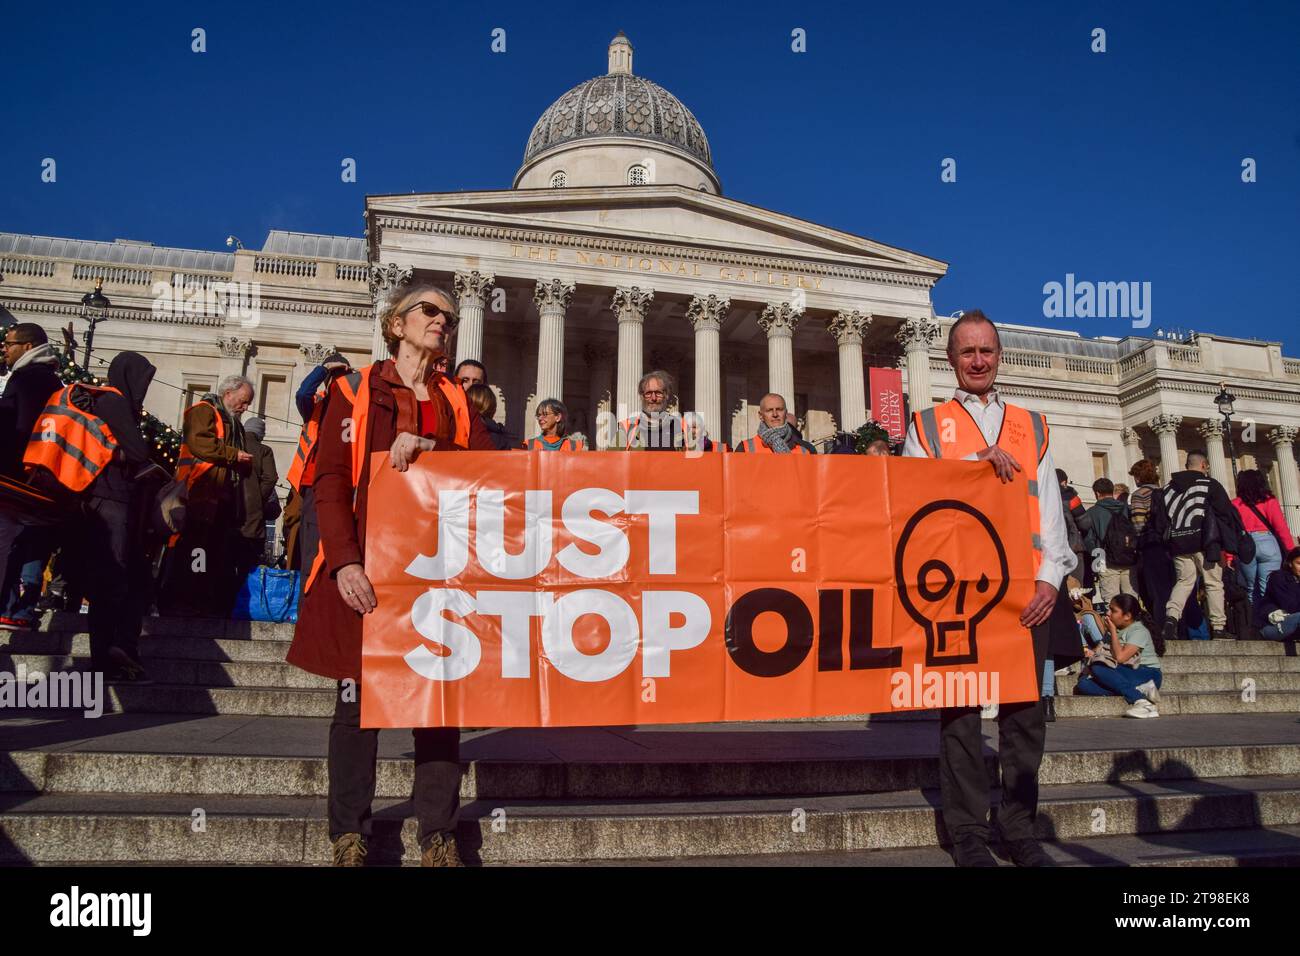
[{"xmin": 399, "ymin": 300, "xmax": 459, "ymax": 329}]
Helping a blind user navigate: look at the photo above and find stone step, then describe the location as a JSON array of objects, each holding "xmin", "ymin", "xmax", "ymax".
[
  {"xmin": 7, "ymin": 713, "xmax": 1300, "ymax": 799},
  {"xmin": 55, "ymin": 682, "xmax": 1300, "ymax": 719},
  {"xmin": 1158, "ymin": 655, "xmax": 1300, "ymax": 674},
  {"xmin": 584, "ymin": 825, "xmax": 1300, "ymax": 867},
  {"xmin": 1, "ymin": 654, "xmax": 334, "ymax": 690},
  {"xmin": 0, "ymin": 632, "xmax": 293, "ymax": 662},
  {"xmin": 32, "ymin": 612, "xmax": 292, "ymax": 641},
  {"xmin": 1052, "ymin": 690, "xmax": 1300, "ymax": 717},
  {"xmin": 1057, "ymin": 671, "xmax": 1300, "ymax": 694},
  {"xmin": 3, "ymin": 775, "xmax": 1298, "ymax": 864}
]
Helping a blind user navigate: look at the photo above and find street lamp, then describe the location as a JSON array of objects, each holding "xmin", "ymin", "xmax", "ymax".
[
  {"xmin": 1214, "ymin": 381, "xmax": 1238, "ymax": 481},
  {"xmin": 80, "ymin": 278, "xmax": 111, "ymax": 368},
  {"xmin": 226, "ymin": 235, "xmax": 244, "ymax": 250}
]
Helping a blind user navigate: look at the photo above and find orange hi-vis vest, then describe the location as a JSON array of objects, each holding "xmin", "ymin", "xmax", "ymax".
[
  {"xmin": 738, "ymin": 433, "xmax": 812, "ymax": 454},
  {"xmin": 286, "ymin": 377, "xmax": 336, "ymax": 492},
  {"xmin": 303, "ymin": 365, "xmax": 473, "ymax": 592},
  {"xmin": 523, "ymin": 436, "xmax": 585, "ymax": 451},
  {"xmin": 912, "ymin": 398, "xmax": 1049, "ymax": 573},
  {"xmin": 167, "ymin": 400, "xmax": 227, "ymax": 546},
  {"xmin": 22, "ymin": 383, "xmax": 123, "ymax": 492}
]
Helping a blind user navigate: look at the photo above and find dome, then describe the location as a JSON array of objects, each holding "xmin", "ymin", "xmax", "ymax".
[
  {"xmin": 522, "ymin": 72, "xmax": 714, "ymax": 170},
  {"xmin": 514, "ymin": 34, "xmax": 719, "ymax": 193}
]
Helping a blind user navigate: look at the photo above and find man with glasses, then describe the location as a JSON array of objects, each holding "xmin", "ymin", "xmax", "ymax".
[
  {"xmin": 618, "ymin": 371, "xmax": 684, "ymax": 451},
  {"xmin": 0, "ymin": 323, "xmax": 65, "ymax": 628}
]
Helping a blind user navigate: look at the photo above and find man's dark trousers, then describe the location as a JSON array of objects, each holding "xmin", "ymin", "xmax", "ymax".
[
  {"xmin": 328, "ymin": 682, "xmax": 461, "ymax": 851},
  {"xmin": 937, "ymin": 619, "xmax": 1049, "ymax": 845}
]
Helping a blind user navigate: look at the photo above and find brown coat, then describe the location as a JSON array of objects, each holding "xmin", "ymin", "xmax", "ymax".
[
  {"xmin": 183, "ymin": 401, "xmax": 244, "ymax": 512},
  {"xmin": 286, "ymin": 360, "xmax": 495, "ymax": 680}
]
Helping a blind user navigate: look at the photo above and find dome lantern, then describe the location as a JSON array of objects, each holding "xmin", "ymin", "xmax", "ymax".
[{"xmin": 608, "ymin": 31, "xmax": 633, "ymax": 75}]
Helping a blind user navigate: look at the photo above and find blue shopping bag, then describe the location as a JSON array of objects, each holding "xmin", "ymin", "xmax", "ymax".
[{"xmin": 232, "ymin": 566, "xmax": 300, "ymax": 623}]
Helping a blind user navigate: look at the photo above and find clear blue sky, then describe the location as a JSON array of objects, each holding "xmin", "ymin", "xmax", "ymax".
[{"xmin": 3, "ymin": 1, "xmax": 1297, "ymax": 351}]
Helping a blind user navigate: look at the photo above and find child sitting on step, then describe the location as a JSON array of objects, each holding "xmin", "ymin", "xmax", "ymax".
[{"xmin": 1073, "ymin": 593, "xmax": 1165, "ymax": 719}]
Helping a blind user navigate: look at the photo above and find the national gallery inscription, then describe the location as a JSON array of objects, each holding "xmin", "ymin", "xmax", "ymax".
[{"xmin": 508, "ymin": 244, "xmax": 826, "ymax": 291}]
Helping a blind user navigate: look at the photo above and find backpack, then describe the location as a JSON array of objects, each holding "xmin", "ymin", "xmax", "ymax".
[{"xmin": 1102, "ymin": 509, "xmax": 1140, "ymax": 567}]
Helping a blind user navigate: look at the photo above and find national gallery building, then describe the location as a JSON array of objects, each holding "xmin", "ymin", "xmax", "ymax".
[{"xmin": 2, "ymin": 34, "xmax": 1298, "ymax": 533}]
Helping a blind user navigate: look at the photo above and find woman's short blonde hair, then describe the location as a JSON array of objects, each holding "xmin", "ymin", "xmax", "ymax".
[{"xmin": 377, "ymin": 283, "xmax": 457, "ymax": 357}]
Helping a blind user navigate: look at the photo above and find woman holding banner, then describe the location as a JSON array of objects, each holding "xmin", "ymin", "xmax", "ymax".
[{"xmin": 287, "ymin": 282, "xmax": 495, "ymax": 867}]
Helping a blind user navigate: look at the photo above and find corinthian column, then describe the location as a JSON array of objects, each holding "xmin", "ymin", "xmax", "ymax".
[
  {"xmin": 1149, "ymin": 414, "xmax": 1183, "ymax": 482},
  {"xmin": 827, "ymin": 310, "xmax": 871, "ymax": 432},
  {"xmin": 1120, "ymin": 426, "xmax": 1144, "ymax": 470},
  {"xmin": 1268, "ymin": 425, "xmax": 1300, "ymax": 537},
  {"xmin": 685, "ymin": 293, "xmax": 728, "ymax": 440},
  {"xmin": 533, "ymin": 278, "xmax": 574, "ymax": 402},
  {"xmin": 454, "ymin": 270, "xmax": 495, "ymax": 366},
  {"xmin": 612, "ymin": 286, "xmax": 654, "ymax": 420},
  {"xmin": 1197, "ymin": 419, "xmax": 1232, "ymax": 490},
  {"xmin": 368, "ymin": 262, "xmax": 413, "ymax": 361},
  {"xmin": 896, "ymin": 317, "xmax": 941, "ymax": 413},
  {"xmin": 758, "ymin": 302, "xmax": 801, "ymax": 413}
]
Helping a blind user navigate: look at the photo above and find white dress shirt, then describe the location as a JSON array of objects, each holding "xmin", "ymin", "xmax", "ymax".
[{"xmin": 902, "ymin": 387, "xmax": 1073, "ymax": 588}]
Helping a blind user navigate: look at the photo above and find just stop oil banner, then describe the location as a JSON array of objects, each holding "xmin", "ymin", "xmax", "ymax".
[{"xmin": 359, "ymin": 452, "xmax": 1039, "ymax": 728}]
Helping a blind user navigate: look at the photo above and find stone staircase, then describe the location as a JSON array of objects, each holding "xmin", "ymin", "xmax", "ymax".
[{"xmin": 2, "ymin": 612, "xmax": 1299, "ymax": 866}]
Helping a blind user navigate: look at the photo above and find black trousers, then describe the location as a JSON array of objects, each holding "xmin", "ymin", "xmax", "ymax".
[
  {"xmin": 937, "ymin": 619, "xmax": 1048, "ymax": 845},
  {"xmin": 328, "ymin": 681, "xmax": 461, "ymax": 850},
  {"xmin": 71, "ymin": 497, "xmax": 147, "ymax": 670}
]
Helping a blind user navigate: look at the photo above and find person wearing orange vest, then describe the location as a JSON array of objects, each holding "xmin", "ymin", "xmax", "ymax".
[
  {"xmin": 681, "ymin": 411, "xmax": 726, "ymax": 452},
  {"xmin": 617, "ymin": 370, "xmax": 686, "ymax": 451},
  {"xmin": 285, "ymin": 282, "xmax": 496, "ymax": 868},
  {"xmin": 157, "ymin": 375, "xmax": 254, "ymax": 618},
  {"xmin": 286, "ymin": 354, "xmax": 351, "ymax": 587},
  {"xmin": 901, "ymin": 310, "xmax": 1075, "ymax": 869},
  {"xmin": 735, "ymin": 393, "xmax": 817, "ymax": 454},
  {"xmin": 523, "ymin": 398, "xmax": 585, "ymax": 451},
  {"xmin": 48, "ymin": 352, "xmax": 158, "ymax": 680}
]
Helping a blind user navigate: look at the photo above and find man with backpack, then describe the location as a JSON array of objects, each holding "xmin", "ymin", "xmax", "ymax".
[
  {"xmin": 1152, "ymin": 450, "xmax": 1241, "ymax": 642},
  {"xmin": 1085, "ymin": 477, "xmax": 1141, "ymax": 604}
]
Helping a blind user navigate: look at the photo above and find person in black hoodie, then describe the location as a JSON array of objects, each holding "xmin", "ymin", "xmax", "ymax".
[
  {"xmin": 1152, "ymin": 449, "xmax": 1239, "ymax": 643},
  {"xmin": 0, "ymin": 323, "xmax": 66, "ymax": 627},
  {"xmin": 65, "ymin": 352, "xmax": 157, "ymax": 680}
]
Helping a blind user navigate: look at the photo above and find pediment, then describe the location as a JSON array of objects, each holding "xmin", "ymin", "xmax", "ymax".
[{"xmin": 367, "ymin": 185, "xmax": 946, "ymax": 280}]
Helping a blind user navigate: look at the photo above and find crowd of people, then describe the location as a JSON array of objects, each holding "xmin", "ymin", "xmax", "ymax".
[
  {"xmin": 3, "ymin": 291, "xmax": 1297, "ymax": 870},
  {"xmin": 0, "ymin": 323, "xmax": 282, "ymax": 682},
  {"xmin": 1045, "ymin": 443, "xmax": 1299, "ymax": 718}
]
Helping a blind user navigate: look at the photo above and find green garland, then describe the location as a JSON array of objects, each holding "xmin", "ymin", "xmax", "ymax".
[
  {"xmin": 850, "ymin": 420, "xmax": 898, "ymax": 454},
  {"xmin": 57, "ymin": 351, "xmax": 181, "ymax": 471}
]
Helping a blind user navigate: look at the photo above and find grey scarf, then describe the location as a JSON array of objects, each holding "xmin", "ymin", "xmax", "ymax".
[{"xmin": 758, "ymin": 420, "xmax": 794, "ymax": 453}]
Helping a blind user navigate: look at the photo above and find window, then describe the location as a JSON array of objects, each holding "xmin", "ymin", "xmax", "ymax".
[
  {"xmin": 549, "ymin": 170, "xmax": 566, "ymax": 188},
  {"xmin": 627, "ymin": 164, "xmax": 649, "ymax": 185},
  {"xmin": 183, "ymin": 383, "xmax": 212, "ymax": 414},
  {"xmin": 1092, "ymin": 452, "xmax": 1110, "ymax": 482},
  {"xmin": 258, "ymin": 374, "xmax": 287, "ymax": 421}
]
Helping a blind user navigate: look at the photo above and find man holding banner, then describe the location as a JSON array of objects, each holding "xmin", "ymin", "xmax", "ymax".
[{"xmin": 903, "ymin": 309, "xmax": 1077, "ymax": 868}]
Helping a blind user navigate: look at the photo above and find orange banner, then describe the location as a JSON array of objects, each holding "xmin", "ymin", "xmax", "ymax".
[{"xmin": 360, "ymin": 452, "xmax": 1040, "ymax": 728}]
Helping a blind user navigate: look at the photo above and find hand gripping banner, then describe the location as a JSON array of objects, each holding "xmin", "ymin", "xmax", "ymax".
[{"xmin": 360, "ymin": 452, "xmax": 1040, "ymax": 728}]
